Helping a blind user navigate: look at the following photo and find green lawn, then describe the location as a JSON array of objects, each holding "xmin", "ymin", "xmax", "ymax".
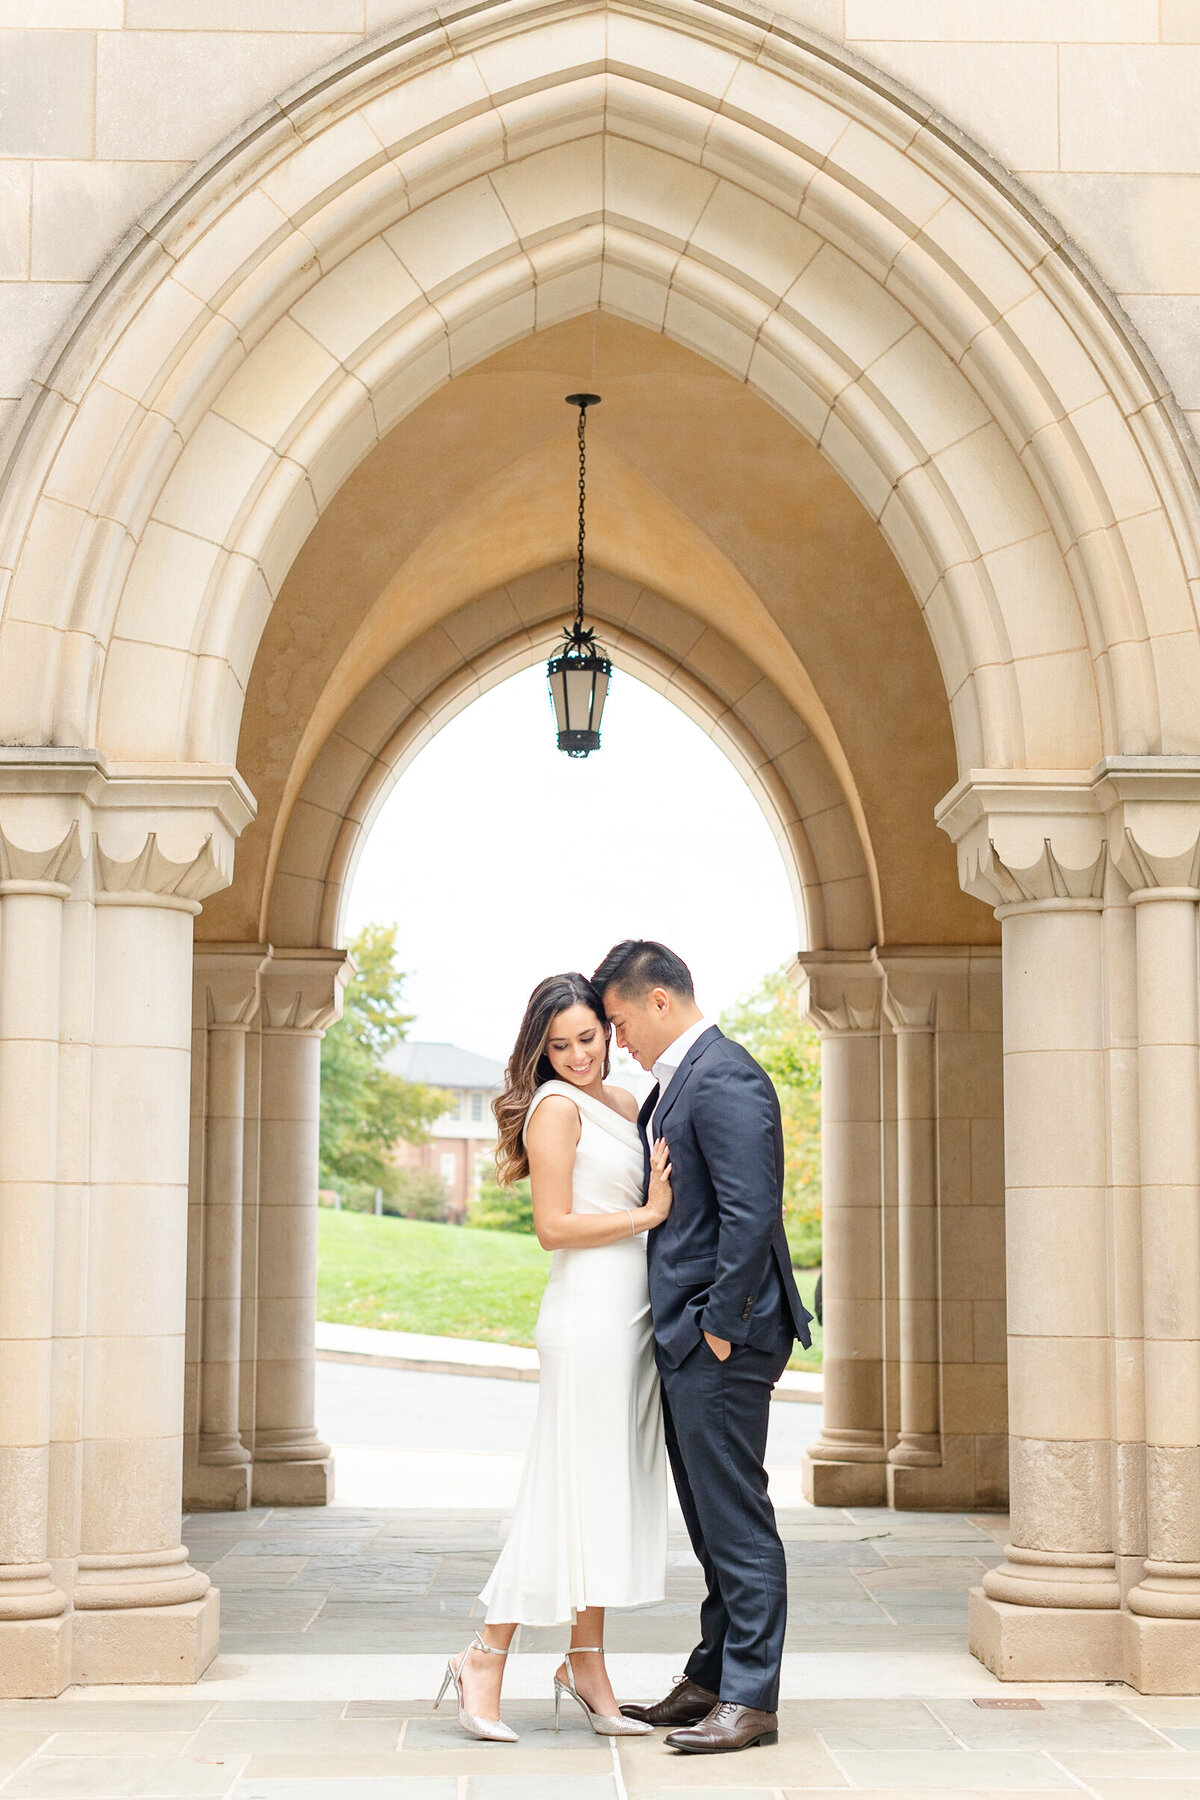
[
  {"xmin": 317, "ymin": 1209, "xmax": 822, "ymax": 1371},
  {"xmin": 318, "ymin": 1210, "xmax": 549, "ymax": 1345}
]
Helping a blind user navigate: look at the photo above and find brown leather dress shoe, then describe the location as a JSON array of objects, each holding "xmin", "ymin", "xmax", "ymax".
[
  {"xmin": 664, "ymin": 1700, "xmax": 779, "ymax": 1753},
  {"xmin": 618, "ymin": 1675, "xmax": 719, "ymax": 1727}
]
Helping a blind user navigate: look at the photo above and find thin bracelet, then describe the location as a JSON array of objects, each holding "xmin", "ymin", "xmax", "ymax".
[{"xmin": 628, "ymin": 1211, "xmax": 636, "ymax": 1237}]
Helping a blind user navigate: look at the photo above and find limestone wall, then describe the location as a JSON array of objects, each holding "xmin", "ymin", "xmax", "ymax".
[{"xmin": 1, "ymin": 1, "xmax": 1199, "ymax": 452}]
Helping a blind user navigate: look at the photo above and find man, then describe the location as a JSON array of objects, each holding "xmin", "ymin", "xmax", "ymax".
[{"xmin": 592, "ymin": 940, "xmax": 812, "ymax": 1755}]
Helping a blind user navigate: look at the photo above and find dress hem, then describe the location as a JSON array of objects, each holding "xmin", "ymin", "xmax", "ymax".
[{"xmin": 479, "ymin": 1589, "xmax": 667, "ymax": 1629}]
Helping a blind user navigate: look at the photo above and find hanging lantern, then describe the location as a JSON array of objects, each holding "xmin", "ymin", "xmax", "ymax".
[{"xmin": 548, "ymin": 393, "xmax": 612, "ymax": 757}]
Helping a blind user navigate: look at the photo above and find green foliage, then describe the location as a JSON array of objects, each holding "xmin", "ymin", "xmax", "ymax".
[
  {"xmin": 332, "ymin": 1168, "xmax": 453, "ymax": 1222},
  {"xmin": 330, "ymin": 1181, "xmax": 381, "ymax": 1215},
  {"xmin": 387, "ymin": 1166, "xmax": 454, "ymax": 1222},
  {"xmin": 318, "ymin": 923, "xmax": 451, "ymax": 1202},
  {"xmin": 721, "ymin": 965, "xmax": 822, "ymax": 1267},
  {"xmin": 340, "ymin": 921, "xmax": 415, "ymax": 1054},
  {"xmin": 721, "ymin": 965, "xmax": 821, "ymax": 1091},
  {"xmin": 783, "ymin": 1212, "xmax": 823, "ymax": 1271},
  {"xmin": 471, "ymin": 1169, "xmax": 535, "ymax": 1233}
]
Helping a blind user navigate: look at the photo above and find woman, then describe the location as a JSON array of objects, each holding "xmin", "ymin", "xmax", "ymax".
[{"xmin": 435, "ymin": 972, "xmax": 673, "ymax": 1742}]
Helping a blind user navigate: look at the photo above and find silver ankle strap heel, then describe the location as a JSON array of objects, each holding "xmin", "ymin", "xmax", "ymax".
[
  {"xmin": 553, "ymin": 1646, "xmax": 653, "ymax": 1737},
  {"xmin": 435, "ymin": 1631, "xmax": 518, "ymax": 1743}
]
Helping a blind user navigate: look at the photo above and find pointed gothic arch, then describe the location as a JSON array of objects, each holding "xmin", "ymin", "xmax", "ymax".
[{"xmin": 0, "ymin": 0, "xmax": 1194, "ymax": 783}]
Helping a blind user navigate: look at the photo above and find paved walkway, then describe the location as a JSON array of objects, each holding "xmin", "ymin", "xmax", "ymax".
[
  {"xmin": 2, "ymin": 1365, "xmax": 1199, "ymax": 1797},
  {"xmin": 316, "ymin": 1361, "xmax": 821, "ymax": 1510},
  {"xmin": 314, "ymin": 1321, "xmax": 824, "ymax": 1400}
]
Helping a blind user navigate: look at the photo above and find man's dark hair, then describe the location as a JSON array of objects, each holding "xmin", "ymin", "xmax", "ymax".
[{"xmin": 593, "ymin": 939, "xmax": 695, "ymax": 1002}]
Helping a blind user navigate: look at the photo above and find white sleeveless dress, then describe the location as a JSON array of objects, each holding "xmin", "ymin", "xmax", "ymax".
[{"xmin": 480, "ymin": 1081, "xmax": 667, "ymax": 1625}]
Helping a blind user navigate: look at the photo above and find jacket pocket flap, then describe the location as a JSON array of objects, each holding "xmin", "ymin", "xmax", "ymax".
[{"xmin": 673, "ymin": 1255, "xmax": 717, "ymax": 1285}]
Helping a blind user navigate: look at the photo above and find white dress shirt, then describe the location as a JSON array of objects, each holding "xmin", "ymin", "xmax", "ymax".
[{"xmin": 648, "ymin": 1016, "xmax": 715, "ymax": 1141}]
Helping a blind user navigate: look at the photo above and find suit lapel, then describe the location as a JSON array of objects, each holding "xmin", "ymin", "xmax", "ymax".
[
  {"xmin": 636, "ymin": 1083, "xmax": 658, "ymax": 1192},
  {"xmin": 654, "ymin": 1024, "xmax": 722, "ymax": 1136}
]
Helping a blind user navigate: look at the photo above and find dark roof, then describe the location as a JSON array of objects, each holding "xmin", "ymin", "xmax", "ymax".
[{"xmin": 385, "ymin": 1041, "xmax": 505, "ymax": 1090}]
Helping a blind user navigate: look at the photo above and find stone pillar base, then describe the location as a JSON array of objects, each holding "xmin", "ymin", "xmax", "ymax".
[
  {"xmin": 72, "ymin": 1591, "xmax": 220, "ymax": 1686},
  {"xmin": 252, "ymin": 1455, "xmax": 334, "ymax": 1506},
  {"xmin": 0, "ymin": 1613, "xmax": 72, "ymax": 1698},
  {"xmin": 887, "ymin": 1435, "xmax": 1002, "ymax": 1510},
  {"xmin": 968, "ymin": 1587, "xmax": 1123, "ymax": 1681},
  {"xmin": 802, "ymin": 1451, "xmax": 886, "ymax": 1507},
  {"xmin": 1124, "ymin": 1612, "xmax": 1200, "ymax": 1694},
  {"xmin": 183, "ymin": 1459, "xmax": 252, "ymax": 1512},
  {"xmin": 888, "ymin": 1461, "xmax": 957, "ymax": 1510}
]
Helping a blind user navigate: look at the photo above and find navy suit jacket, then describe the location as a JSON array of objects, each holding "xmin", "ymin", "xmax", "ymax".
[{"xmin": 638, "ymin": 1025, "xmax": 813, "ymax": 1370}]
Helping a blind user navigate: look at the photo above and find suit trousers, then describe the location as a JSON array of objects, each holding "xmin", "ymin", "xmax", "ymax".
[{"xmin": 659, "ymin": 1321, "xmax": 793, "ymax": 1711}]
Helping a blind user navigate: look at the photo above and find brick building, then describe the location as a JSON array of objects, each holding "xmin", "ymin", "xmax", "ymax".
[{"xmin": 387, "ymin": 1042, "xmax": 505, "ymax": 1222}]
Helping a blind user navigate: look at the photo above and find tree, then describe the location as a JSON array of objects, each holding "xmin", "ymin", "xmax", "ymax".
[
  {"xmin": 471, "ymin": 1166, "xmax": 535, "ymax": 1233},
  {"xmin": 387, "ymin": 1167, "xmax": 455, "ymax": 1222},
  {"xmin": 319, "ymin": 924, "xmax": 451, "ymax": 1204},
  {"xmin": 720, "ymin": 966, "xmax": 822, "ymax": 1265}
]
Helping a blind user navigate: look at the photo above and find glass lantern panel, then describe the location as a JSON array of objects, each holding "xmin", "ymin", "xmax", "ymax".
[
  {"xmin": 549, "ymin": 665, "xmax": 570, "ymax": 733},
  {"xmin": 590, "ymin": 667, "xmax": 610, "ymax": 732},
  {"xmin": 564, "ymin": 665, "xmax": 596, "ymax": 730}
]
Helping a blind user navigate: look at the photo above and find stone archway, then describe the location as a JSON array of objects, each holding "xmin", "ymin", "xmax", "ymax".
[
  {"xmin": 3, "ymin": 0, "xmax": 1196, "ymax": 769},
  {"xmin": 269, "ymin": 593, "xmax": 861, "ymax": 955},
  {"xmin": 1, "ymin": 0, "xmax": 1199, "ymax": 1697}
]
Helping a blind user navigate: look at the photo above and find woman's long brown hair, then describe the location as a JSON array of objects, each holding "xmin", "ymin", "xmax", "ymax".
[{"xmin": 493, "ymin": 973, "xmax": 611, "ymax": 1185}]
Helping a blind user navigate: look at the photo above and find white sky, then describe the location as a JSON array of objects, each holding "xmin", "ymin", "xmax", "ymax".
[{"xmin": 344, "ymin": 663, "xmax": 800, "ymax": 1063}]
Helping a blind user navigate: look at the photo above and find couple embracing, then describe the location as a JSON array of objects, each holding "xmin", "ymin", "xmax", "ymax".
[{"xmin": 436, "ymin": 940, "xmax": 813, "ymax": 1756}]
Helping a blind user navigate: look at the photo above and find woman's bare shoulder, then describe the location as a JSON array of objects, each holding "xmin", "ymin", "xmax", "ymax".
[
  {"xmin": 603, "ymin": 1084, "xmax": 640, "ymax": 1122},
  {"xmin": 525, "ymin": 1089, "xmax": 582, "ymax": 1139}
]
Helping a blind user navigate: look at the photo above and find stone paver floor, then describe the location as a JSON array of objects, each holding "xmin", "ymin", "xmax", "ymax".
[{"xmin": 3, "ymin": 1504, "xmax": 1200, "ymax": 1798}]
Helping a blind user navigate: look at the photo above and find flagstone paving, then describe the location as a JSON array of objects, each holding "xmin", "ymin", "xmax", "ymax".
[
  {"xmin": 3, "ymin": 1505, "xmax": 1200, "ymax": 1797},
  {"xmin": 182, "ymin": 1504, "xmax": 997, "ymax": 1659}
]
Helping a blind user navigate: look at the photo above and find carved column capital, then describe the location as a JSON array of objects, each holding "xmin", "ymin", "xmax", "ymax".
[
  {"xmin": 0, "ymin": 751, "xmax": 256, "ymax": 906},
  {"xmin": 1093, "ymin": 758, "xmax": 1200, "ymax": 897},
  {"xmin": 790, "ymin": 950, "xmax": 882, "ymax": 1034},
  {"xmin": 0, "ymin": 817, "xmax": 85, "ymax": 894},
  {"xmin": 0, "ymin": 748, "xmax": 103, "ymax": 893},
  {"xmin": 879, "ymin": 949, "xmax": 972, "ymax": 1034},
  {"xmin": 935, "ymin": 771, "xmax": 1107, "ymax": 911},
  {"xmin": 193, "ymin": 944, "xmax": 268, "ymax": 1029},
  {"xmin": 939, "ymin": 762, "xmax": 1200, "ymax": 912},
  {"xmin": 259, "ymin": 948, "xmax": 353, "ymax": 1035},
  {"xmin": 92, "ymin": 766, "xmax": 256, "ymax": 909}
]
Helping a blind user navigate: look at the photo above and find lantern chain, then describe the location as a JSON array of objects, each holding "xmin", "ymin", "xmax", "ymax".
[{"xmin": 575, "ymin": 400, "xmax": 588, "ymax": 635}]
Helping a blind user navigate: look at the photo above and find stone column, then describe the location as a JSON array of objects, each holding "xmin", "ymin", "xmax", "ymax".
[
  {"xmin": 251, "ymin": 949, "xmax": 350, "ymax": 1505},
  {"xmin": 1096, "ymin": 765, "xmax": 1200, "ymax": 1689},
  {"xmin": 881, "ymin": 962, "xmax": 942, "ymax": 1485},
  {"xmin": 1099, "ymin": 889, "xmax": 1146, "ymax": 1598},
  {"xmin": 1124, "ymin": 884, "xmax": 1200, "ymax": 1647},
  {"xmin": 0, "ymin": 798, "xmax": 80, "ymax": 1696},
  {"xmin": 238, "ymin": 1013, "xmax": 263, "ymax": 1472},
  {"xmin": 939, "ymin": 780, "xmax": 1121, "ymax": 1680},
  {"xmin": 185, "ymin": 948, "xmax": 266, "ymax": 1511},
  {"xmin": 70, "ymin": 779, "xmax": 251, "ymax": 1684},
  {"xmin": 983, "ymin": 895, "xmax": 1123, "ymax": 1662},
  {"xmin": 793, "ymin": 952, "xmax": 887, "ymax": 1506},
  {"xmin": 879, "ymin": 950, "xmax": 1004, "ymax": 1510}
]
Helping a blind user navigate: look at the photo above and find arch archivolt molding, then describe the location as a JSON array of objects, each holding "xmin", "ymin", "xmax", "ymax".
[
  {"xmin": 0, "ymin": 0, "xmax": 1196, "ymax": 792},
  {"xmin": 257, "ymin": 564, "xmax": 878, "ymax": 955}
]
